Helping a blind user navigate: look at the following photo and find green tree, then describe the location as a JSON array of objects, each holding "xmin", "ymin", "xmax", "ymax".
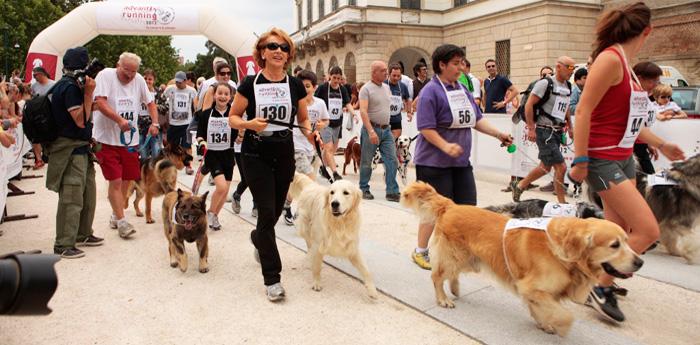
[{"xmin": 190, "ymin": 40, "xmax": 237, "ymax": 83}]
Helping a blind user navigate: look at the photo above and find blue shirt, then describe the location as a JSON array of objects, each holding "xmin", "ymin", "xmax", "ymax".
[
  {"xmin": 414, "ymin": 76, "xmax": 483, "ymax": 168},
  {"xmin": 569, "ymin": 84, "xmax": 582, "ymax": 116},
  {"xmin": 384, "ymin": 80, "xmax": 409, "ymax": 123},
  {"xmin": 484, "ymin": 75, "xmax": 512, "ymax": 113}
]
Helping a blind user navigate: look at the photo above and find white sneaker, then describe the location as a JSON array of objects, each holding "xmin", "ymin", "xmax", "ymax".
[
  {"xmin": 117, "ymin": 219, "xmax": 136, "ymax": 238},
  {"xmin": 109, "ymin": 214, "xmax": 118, "ymax": 229},
  {"xmin": 266, "ymin": 282, "xmax": 286, "ymax": 302},
  {"xmin": 207, "ymin": 211, "xmax": 221, "ymax": 231}
]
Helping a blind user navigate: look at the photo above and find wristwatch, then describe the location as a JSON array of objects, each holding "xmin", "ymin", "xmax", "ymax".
[{"xmin": 151, "ymin": 123, "xmax": 160, "ymax": 128}]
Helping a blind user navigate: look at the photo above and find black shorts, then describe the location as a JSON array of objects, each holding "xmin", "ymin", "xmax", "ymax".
[
  {"xmin": 535, "ymin": 127, "xmax": 564, "ymax": 166},
  {"xmin": 415, "ymin": 165, "xmax": 476, "ymax": 205},
  {"xmin": 390, "ymin": 115, "xmax": 402, "ymax": 130},
  {"xmin": 204, "ymin": 149, "xmax": 235, "ymax": 181},
  {"xmin": 167, "ymin": 124, "xmax": 190, "ymax": 150}
]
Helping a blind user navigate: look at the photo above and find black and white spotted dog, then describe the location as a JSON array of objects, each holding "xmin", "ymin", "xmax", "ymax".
[
  {"xmin": 484, "ymin": 199, "xmax": 605, "ymax": 220},
  {"xmin": 396, "ymin": 135, "xmax": 416, "ymax": 185}
]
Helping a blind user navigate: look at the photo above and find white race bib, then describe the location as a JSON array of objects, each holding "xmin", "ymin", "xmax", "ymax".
[
  {"xmin": 542, "ymin": 202, "xmax": 577, "ymax": 218},
  {"xmin": 438, "ymin": 78, "xmax": 476, "ymax": 129},
  {"xmin": 550, "ymin": 87, "xmax": 570, "ymax": 121},
  {"xmin": 327, "ymin": 86, "xmax": 343, "ymax": 120},
  {"xmin": 390, "ymin": 95, "xmax": 402, "ymax": 117},
  {"xmin": 206, "ymin": 114, "xmax": 231, "ymax": 151},
  {"xmin": 116, "ymin": 97, "xmax": 137, "ymax": 123},
  {"xmin": 505, "ymin": 217, "xmax": 553, "ymax": 231},
  {"xmin": 618, "ymin": 89, "xmax": 648, "ymax": 148},
  {"xmin": 647, "ymin": 172, "xmax": 677, "ymax": 187},
  {"xmin": 253, "ymin": 72, "xmax": 292, "ymax": 132}
]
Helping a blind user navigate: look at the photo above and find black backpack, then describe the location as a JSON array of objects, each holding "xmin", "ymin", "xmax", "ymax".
[
  {"xmin": 22, "ymin": 85, "xmax": 58, "ymax": 144},
  {"xmin": 512, "ymin": 77, "xmax": 571, "ymax": 124}
]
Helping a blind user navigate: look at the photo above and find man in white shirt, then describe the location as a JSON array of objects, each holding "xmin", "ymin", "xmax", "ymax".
[
  {"xmin": 164, "ymin": 71, "xmax": 198, "ymax": 174},
  {"xmin": 93, "ymin": 52, "xmax": 159, "ymax": 239}
]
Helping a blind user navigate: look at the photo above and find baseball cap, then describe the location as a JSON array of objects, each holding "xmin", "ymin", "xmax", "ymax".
[
  {"xmin": 32, "ymin": 66, "xmax": 49, "ymax": 77},
  {"xmin": 174, "ymin": 71, "xmax": 187, "ymax": 83},
  {"xmin": 63, "ymin": 47, "xmax": 89, "ymax": 70}
]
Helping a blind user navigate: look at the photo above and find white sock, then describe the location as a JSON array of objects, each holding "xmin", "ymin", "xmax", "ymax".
[
  {"xmin": 117, "ymin": 218, "xmax": 128, "ymax": 227},
  {"xmin": 415, "ymin": 247, "xmax": 428, "ymax": 254}
]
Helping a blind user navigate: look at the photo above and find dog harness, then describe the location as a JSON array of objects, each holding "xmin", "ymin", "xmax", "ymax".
[{"xmin": 502, "ymin": 218, "xmax": 555, "ymax": 280}]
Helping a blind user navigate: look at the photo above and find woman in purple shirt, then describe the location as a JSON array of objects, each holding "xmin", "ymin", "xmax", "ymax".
[{"xmin": 411, "ymin": 44, "xmax": 513, "ymax": 270}]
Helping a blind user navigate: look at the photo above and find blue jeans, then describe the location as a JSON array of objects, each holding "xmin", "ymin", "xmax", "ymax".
[
  {"xmin": 139, "ymin": 133, "xmax": 162, "ymax": 160},
  {"xmin": 360, "ymin": 125, "xmax": 399, "ymax": 195}
]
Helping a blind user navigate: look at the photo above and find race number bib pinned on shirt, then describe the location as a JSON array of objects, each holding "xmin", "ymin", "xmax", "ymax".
[
  {"xmin": 438, "ymin": 78, "xmax": 476, "ymax": 128},
  {"xmin": 542, "ymin": 202, "xmax": 577, "ymax": 218},
  {"xmin": 327, "ymin": 86, "xmax": 343, "ymax": 120},
  {"xmin": 170, "ymin": 92, "xmax": 192, "ymax": 123},
  {"xmin": 206, "ymin": 110, "xmax": 231, "ymax": 151},
  {"xmin": 647, "ymin": 171, "xmax": 677, "ymax": 187},
  {"xmin": 253, "ymin": 72, "xmax": 292, "ymax": 132},
  {"xmin": 550, "ymin": 87, "xmax": 571, "ymax": 121},
  {"xmin": 505, "ymin": 217, "xmax": 553, "ymax": 231},
  {"xmin": 390, "ymin": 94, "xmax": 402, "ymax": 117},
  {"xmin": 116, "ymin": 97, "xmax": 136, "ymax": 123},
  {"xmin": 617, "ymin": 44, "xmax": 650, "ymax": 149}
]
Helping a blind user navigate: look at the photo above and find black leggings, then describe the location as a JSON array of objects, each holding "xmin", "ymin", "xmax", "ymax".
[
  {"xmin": 234, "ymin": 152, "xmax": 248, "ymax": 195},
  {"xmin": 633, "ymin": 143, "xmax": 655, "ymax": 175},
  {"xmin": 415, "ymin": 165, "xmax": 477, "ymax": 205},
  {"xmin": 241, "ymin": 134, "xmax": 295, "ymax": 286}
]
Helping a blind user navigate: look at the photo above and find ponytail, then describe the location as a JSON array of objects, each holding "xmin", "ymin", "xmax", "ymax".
[{"xmin": 591, "ymin": 2, "xmax": 651, "ymax": 60}]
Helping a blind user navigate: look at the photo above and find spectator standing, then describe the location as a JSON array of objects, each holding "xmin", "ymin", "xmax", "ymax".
[
  {"xmin": 411, "ymin": 44, "xmax": 513, "ymax": 269},
  {"xmin": 358, "ymin": 61, "xmax": 401, "ymax": 202},
  {"xmin": 458, "ymin": 59, "xmax": 481, "ymax": 106},
  {"xmin": 569, "ymin": 68, "xmax": 588, "ymax": 117},
  {"xmin": 93, "ymin": 52, "xmax": 159, "ymax": 239},
  {"xmin": 483, "ymin": 59, "xmax": 518, "ymax": 114},
  {"xmin": 31, "ymin": 66, "xmax": 55, "ymax": 96},
  {"xmin": 45, "ymin": 46, "xmax": 103, "ymax": 258}
]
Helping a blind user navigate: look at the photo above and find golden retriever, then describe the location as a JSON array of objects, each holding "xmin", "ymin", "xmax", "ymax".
[
  {"xmin": 400, "ymin": 182, "xmax": 643, "ymax": 336},
  {"xmin": 288, "ymin": 173, "xmax": 378, "ymax": 299}
]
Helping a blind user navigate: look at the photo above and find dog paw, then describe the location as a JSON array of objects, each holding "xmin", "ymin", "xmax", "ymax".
[
  {"xmin": 437, "ymin": 299, "xmax": 455, "ymax": 308},
  {"xmin": 367, "ymin": 286, "xmax": 379, "ymax": 299},
  {"xmin": 135, "ymin": 211, "xmax": 144, "ymax": 217},
  {"xmin": 170, "ymin": 261, "xmax": 178, "ymax": 268},
  {"xmin": 146, "ymin": 218, "xmax": 155, "ymax": 224},
  {"xmin": 537, "ymin": 323, "xmax": 557, "ymax": 335},
  {"xmin": 199, "ymin": 267, "xmax": 209, "ymax": 273},
  {"xmin": 312, "ymin": 283, "xmax": 323, "ymax": 292}
]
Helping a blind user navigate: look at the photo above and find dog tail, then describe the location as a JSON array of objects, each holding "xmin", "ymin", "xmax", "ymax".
[
  {"xmin": 483, "ymin": 203, "xmax": 517, "ymax": 217},
  {"xmin": 401, "ymin": 181, "xmax": 454, "ymax": 225},
  {"xmin": 289, "ymin": 173, "xmax": 314, "ymax": 199}
]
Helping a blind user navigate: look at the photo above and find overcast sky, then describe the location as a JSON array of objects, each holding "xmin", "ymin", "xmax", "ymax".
[{"xmin": 108, "ymin": 0, "xmax": 295, "ymax": 62}]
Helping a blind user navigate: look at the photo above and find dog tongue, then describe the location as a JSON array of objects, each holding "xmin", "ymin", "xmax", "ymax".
[{"xmin": 185, "ymin": 220, "xmax": 193, "ymax": 230}]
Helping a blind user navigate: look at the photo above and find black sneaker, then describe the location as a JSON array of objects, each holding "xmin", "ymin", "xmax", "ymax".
[
  {"xmin": 54, "ymin": 247, "xmax": 85, "ymax": 259},
  {"xmin": 319, "ymin": 166, "xmax": 332, "ymax": 181},
  {"xmin": 76, "ymin": 234, "xmax": 104, "ymax": 247},
  {"xmin": 332, "ymin": 172, "xmax": 342, "ymax": 181},
  {"xmin": 586, "ymin": 286, "xmax": 625, "ymax": 322},
  {"xmin": 386, "ymin": 193, "xmax": 400, "ymax": 202},
  {"xmin": 362, "ymin": 190, "xmax": 374, "ymax": 200},
  {"xmin": 283, "ymin": 207, "xmax": 294, "ymax": 226},
  {"xmin": 511, "ymin": 180, "xmax": 524, "ymax": 202}
]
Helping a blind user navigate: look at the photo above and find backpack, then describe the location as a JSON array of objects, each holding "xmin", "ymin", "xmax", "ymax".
[
  {"xmin": 22, "ymin": 77, "xmax": 80, "ymax": 144},
  {"xmin": 512, "ymin": 77, "xmax": 571, "ymax": 124}
]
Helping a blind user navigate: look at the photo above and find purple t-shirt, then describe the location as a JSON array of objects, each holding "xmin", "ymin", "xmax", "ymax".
[{"xmin": 414, "ymin": 76, "xmax": 483, "ymax": 168}]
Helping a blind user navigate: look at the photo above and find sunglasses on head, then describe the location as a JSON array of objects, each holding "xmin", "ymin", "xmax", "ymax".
[
  {"xmin": 218, "ymin": 71, "xmax": 232, "ymax": 76},
  {"xmin": 263, "ymin": 42, "xmax": 291, "ymax": 53}
]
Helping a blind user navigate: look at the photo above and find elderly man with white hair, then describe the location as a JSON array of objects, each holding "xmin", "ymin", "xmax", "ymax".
[{"xmin": 93, "ymin": 52, "xmax": 159, "ymax": 239}]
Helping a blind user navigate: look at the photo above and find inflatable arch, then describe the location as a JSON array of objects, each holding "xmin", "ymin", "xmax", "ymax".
[{"xmin": 25, "ymin": 2, "xmax": 259, "ymax": 82}]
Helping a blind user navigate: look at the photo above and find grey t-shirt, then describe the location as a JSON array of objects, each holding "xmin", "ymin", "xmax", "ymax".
[
  {"xmin": 532, "ymin": 77, "xmax": 570, "ymax": 125},
  {"xmin": 359, "ymin": 81, "xmax": 392, "ymax": 125},
  {"xmin": 31, "ymin": 80, "xmax": 55, "ymax": 96}
]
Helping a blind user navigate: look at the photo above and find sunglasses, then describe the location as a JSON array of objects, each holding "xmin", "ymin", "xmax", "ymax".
[
  {"xmin": 659, "ymin": 95, "xmax": 671, "ymax": 99},
  {"xmin": 558, "ymin": 62, "xmax": 575, "ymax": 71},
  {"xmin": 262, "ymin": 42, "xmax": 291, "ymax": 53},
  {"xmin": 486, "ymin": 65, "xmax": 496, "ymax": 68},
  {"xmin": 218, "ymin": 71, "xmax": 232, "ymax": 76}
]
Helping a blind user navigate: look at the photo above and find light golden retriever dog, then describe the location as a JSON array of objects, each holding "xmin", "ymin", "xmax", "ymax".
[
  {"xmin": 400, "ymin": 182, "xmax": 643, "ymax": 336},
  {"xmin": 288, "ymin": 173, "xmax": 378, "ymax": 299}
]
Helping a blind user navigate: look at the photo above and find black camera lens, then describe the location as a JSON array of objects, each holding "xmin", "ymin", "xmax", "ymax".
[{"xmin": 0, "ymin": 252, "xmax": 60, "ymax": 315}]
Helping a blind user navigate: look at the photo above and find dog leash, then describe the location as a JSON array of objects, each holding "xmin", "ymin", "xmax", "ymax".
[
  {"xmin": 120, "ymin": 126, "xmax": 138, "ymax": 153},
  {"xmin": 191, "ymin": 146, "xmax": 207, "ymax": 195},
  {"xmin": 265, "ymin": 119, "xmax": 334, "ymax": 184},
  {"xmin": 504, "ymin": 142, "xmax": 582, "ymax": 199}
]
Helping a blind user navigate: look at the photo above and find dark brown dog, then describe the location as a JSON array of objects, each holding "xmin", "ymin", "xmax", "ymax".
[
  {"xmin": 162, "ymin": 189, "xmax": 210, "ymax": 273},
  {"xmin": 343, "ymin": 136, "xmax": 361, "ymax": 175},
  {"xmin": 125, "ymin": 142, "xmax": 186, "ymax": 223}
]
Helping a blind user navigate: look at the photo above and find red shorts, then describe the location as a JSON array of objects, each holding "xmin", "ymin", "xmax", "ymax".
[{"xmin": 95, "ymin": 143, "xmax": 140, "ymax": 181}]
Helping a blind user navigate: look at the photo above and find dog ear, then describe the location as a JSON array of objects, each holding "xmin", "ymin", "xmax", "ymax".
[
  {"xmin": 549, "ymin": 218, "xmax": 594, "ymax": 262},
  {"xmin": 200, "ymin": 191, "xmax": 209, "ymax": 211},
  {"xmin": 177, "ymin": 188, "xmax": 184, "ymax": 201}
]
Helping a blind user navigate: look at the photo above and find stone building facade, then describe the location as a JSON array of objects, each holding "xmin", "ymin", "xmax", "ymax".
[{"xmin": 291, "ymin": 0, "xmax": 699, "ymax": 90}]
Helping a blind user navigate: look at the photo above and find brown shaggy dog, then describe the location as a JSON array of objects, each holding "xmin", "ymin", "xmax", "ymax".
[
  {"xmin": 125, "ymin": 143, "xmax": 186, "ymax": 223},
  {"xmin": 400, "ymin": 182, "xmax": 643, "ymax": 336},
  {"xmin": 343, "ymin": 136, "xmax": 361, "ymax": 175},
  {"xmin": 162, "ymin": 189, "xmax": 209, "ymax": 273}
]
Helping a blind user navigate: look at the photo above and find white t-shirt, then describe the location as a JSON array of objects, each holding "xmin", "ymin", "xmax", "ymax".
[
  {"xmin": 196, "ymin": 77, "xmax": 237, "ymax": 110},
  {"xmin": 653, "ymin": 101, "xmax": 682, "ymax": 114},
  {"xmin": 164, "ymin": 85, "xmax": 197, "ymax": 126},
  {"xmin": 93, "ymin": 68, "xmax": 153, "ymax": 146},
  {"xmin": 293, "ymin": 96, "xmax": 329, "ymax": 155},
  {"xmin": 140, "ymin": 90, "xmax": 157, "ymax": 117},
  {"xmin": 401, "ymin": 74, "xmax": 414, "ymax": 100},
  {"xmin": 469, "ymin": 73, "xmax": 481, "ymax": 100}
]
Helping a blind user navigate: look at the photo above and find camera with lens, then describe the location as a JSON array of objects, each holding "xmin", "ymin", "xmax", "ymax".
[
  {"xmin": 75, "ymin": 58, "xmax": 105, "ymax": 85},
  {"xmin": 0, "ymin": 250, "xmax": 60, "ymax": 315}
]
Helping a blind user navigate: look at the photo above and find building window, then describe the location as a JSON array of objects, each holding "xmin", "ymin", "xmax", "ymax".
[
  {"xmin": 332, "ymin": 0, "xmax": 338, "ymax": 11},
  {"xmin": 319, "ymin": 0, "xmax": 325, "ymax": 18},
  {"xmin": 454, "ymin": 0, "xmax": 469, "ymax": 7},
  {"xmin": 400, "ymin": 0, "xmax": 420, "ymax": 10},
  {"xmin": 495, "ymin": 40, "xmax": 511, "ymax": 78},
  {"xmin": 348, "ymin": 0, "xmax": 356, "ymax": 5},
  {"xmin": 298, "ymin": 2, "xmax": 303, "ymax": 30},
  {"xmin": 307, "ymin": 0, "xmax": 312, "ymax": 25}
]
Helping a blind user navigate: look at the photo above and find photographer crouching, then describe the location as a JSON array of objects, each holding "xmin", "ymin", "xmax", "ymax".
[{"xmin": 45, "ymin": 47, "xmax": 104, "ymax": 259}]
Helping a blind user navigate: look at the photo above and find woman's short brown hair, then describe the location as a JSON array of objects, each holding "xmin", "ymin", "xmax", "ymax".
[{"xmin": 253, "ymin": 28, "xmax": 296, "ymax": 70}]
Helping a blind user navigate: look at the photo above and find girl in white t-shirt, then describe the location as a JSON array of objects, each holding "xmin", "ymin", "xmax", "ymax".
[
  {"xmin": 653, "ymin": 84, "xmax": 687, "ymax": 121},
  {"xmin": 282, "ymin": 70, "xmax": 329, "ymax": 225}
]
